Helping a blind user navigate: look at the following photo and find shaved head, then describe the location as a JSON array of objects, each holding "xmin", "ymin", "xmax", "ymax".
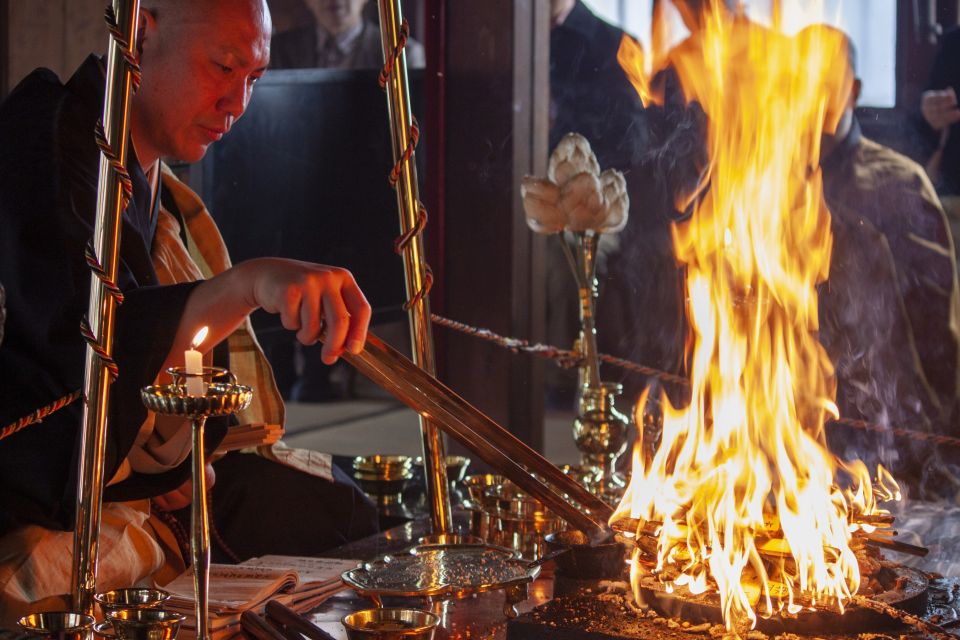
[{"xmin": 130, "ymin": 0, "xmax": 272, "ymax": 166}]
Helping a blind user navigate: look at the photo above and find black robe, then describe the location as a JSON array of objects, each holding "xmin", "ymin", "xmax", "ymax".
[{"xmin": 0, "ymin": 56, "xmax": 216, "ymax": 535}]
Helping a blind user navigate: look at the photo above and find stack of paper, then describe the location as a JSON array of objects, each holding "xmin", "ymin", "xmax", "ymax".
[{"xmin": 164, "ymin": 555, "xmax": 359, "ymax": 639}]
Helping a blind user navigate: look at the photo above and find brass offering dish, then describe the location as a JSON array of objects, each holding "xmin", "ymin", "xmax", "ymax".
[
  {"xmin": 462, "ymin": 474, "xmax": 506, "ymax": 539},
  {"xmin": 463, "ymin": 473, "xmax": 506, "ymax": 504},
  {"xmin": 18, "ymin": 612, "xmax": 95, "ymax": 640},
  {"xmin": 352, "ymin": 454, "xmax": 415, "ymax": 505},
  {"xmin": 341, "ymin": 540, "xmax": 540, "ymax": 618},
  {"xmin": 460, "ymin": 478, "xmax": 568, "ymax": 558},
  {"xmin": 94, "ymin": 588, "xmax": 170, "ymax": 615},
  {"xmin": 101, "ymin": 609, "xmax": 185, "ymax": 640},
  {"xmin": 490, "ymin": 484, "xmax": 564, "ymax": 559},
  {"xmin": 414, "ymin": 455, "xmax": 472, "ymax": 486},
  {"xmin": 341, "ymin": 608, "xmax": 439, "ymax": 640}
]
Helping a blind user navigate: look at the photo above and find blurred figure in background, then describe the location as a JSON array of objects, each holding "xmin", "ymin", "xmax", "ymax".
[
  {"xmin": 271, "ymin": 0, "xmax": 424, "ymax": 70},
  {"xmin": 818, "ymin": 28, "xmax": 960, "ymax": 497},
  {"xmin": 919, "ymin": 27, "xmax": 960, "ymax": 263}
]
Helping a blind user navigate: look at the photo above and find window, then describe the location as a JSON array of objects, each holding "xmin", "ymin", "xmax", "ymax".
[{"xmin": 583, "ymin": 0, "xmax": 897, "ymax": 108}]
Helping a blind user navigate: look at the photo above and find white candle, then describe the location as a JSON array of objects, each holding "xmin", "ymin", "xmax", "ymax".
[{"xmin": 185, "ymin": 326, "xmax": 209, "ymax": 396}]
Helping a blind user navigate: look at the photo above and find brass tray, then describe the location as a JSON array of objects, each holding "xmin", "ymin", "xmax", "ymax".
[{"xmin": 341, "ymin": 542, "xmax": 540, "ymax": 617}]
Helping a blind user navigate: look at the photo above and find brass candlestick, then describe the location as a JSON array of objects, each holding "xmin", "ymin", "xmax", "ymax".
[
  {"xmin": 573, "ymin": 382, "xmax": 629, "ymax": 502},
  {"xmin": 561, "ymin": 230, "xmax": 630, "ymax": 502},
  {"xmin": 141, "ymin": 367, "xmax": 251, "ymax": 640}
]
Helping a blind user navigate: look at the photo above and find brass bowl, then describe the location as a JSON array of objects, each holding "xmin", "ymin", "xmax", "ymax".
[
  {"xmin": 414, "ymin": 455, "xmax": 472, "ymax": 483},
  {"xmin": 444, "ymin": 455, "xmax": 471, "ymax": 482},
  {"xmin": 463, "ymin": 474, "xmax": 506, "ymax": 506},
  {"xmin": 94, "ymin": 588, "xmax": 170, "ymax": 615},
  {"xmin": 354, "ymin": 476, "xmax": 411, "ymax": 504},
  {"xmin": 352, "ymin": 455, "xmax": 415, "ymax": 481},
  {"xmin": 18, "ymin": 612, "xmax": 96, "ymax": 640},
  {"xmin": 105, "ymin": 609, "xmax": 185, "ymax": 640},
  {"xmin": 341, "ymin": 608, "xmax": 439, "ymax": 639},
  {"xmin": 489, "ymin": 483, "xmax": 553, "ymax": 519}
]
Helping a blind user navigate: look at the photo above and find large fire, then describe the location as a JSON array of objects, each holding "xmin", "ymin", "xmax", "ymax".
[{"xmin": 612, "ymin": 1, "xmax": 899, "ymax": 632}]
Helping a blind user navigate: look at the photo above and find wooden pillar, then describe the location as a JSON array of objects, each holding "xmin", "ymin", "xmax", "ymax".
[
  {"xmin": 431, "ymin": 0, "xmax": 550, "ymax": 453},
  {"xmin": 0, "ymin": 0, "xmax": 7, "ymax": 97}
]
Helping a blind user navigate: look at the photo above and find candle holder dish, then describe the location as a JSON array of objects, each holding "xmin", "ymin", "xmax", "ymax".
[{"xmin": 141, "ymin": 367, "xmax": 252, "ymax": 640}]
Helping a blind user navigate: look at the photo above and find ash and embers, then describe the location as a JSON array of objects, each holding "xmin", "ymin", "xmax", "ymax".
[{"xmin": 507, "ymin": 574, "xmax": 960, "ymax": 640}]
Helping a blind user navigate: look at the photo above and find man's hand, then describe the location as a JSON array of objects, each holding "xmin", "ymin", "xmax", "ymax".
[
  {"xmin": 245, "ymin": 258, "xmax": 371, "ymax": 364},
  {"xmin": 922, "ymin": 88, "xmax": 960, "ymax": 131},
  {"xmin": 152, "ymin": 463, "xmax": 216, "ymax": 512},
  {"xmin": 164, "ymin": 258, "xmax": 372, "ymax": 375}
]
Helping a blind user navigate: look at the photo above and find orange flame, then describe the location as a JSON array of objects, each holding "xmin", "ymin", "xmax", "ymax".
[
  {"xmin": 617, "ymin": 35, "xmax": 650, "ymax": 107},
  {"xmin": 612, "ymin": 2, "xmax": 898, "ymax": 632}
]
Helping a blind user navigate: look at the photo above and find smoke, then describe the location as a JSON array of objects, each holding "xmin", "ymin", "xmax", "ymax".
[
  {"xmin": 820, "ymin": 197, "xmax": 959, "ymax": 502},
  {"xmin": 893, "ymin": 500, "xmax": 960, "ymax": 578}
]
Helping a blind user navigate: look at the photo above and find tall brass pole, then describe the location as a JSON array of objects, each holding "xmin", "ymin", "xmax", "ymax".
[
  {"xmin": 377, "ymin": 0, "xmax": 452, "ymax": 533},
  {"xmin": 72, "ymin": 0, "xmax": 141, "ymax": 616}
]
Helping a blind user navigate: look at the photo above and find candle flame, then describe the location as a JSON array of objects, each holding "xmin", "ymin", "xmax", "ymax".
[{"xmin": 191, "ymin": 326, "xmax": 209, "ymax": 349}]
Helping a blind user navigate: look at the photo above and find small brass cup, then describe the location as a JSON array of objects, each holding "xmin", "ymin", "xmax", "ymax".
[
  {"xmin": 463, "ymin": 474, "xmax": 506, "ymax": 504},
  {"xmin": 18, "ymin": 612, "xmax": 96, "ymax": 640},
  {"xmin": 353, "ymin": 455, "xmax": 415, "ymax": 504},
  {"xmin": 94, "ymin": 588, "xmax": 170, "ymax": 616},
  {"xmin": 341, "ymin": 608, "xmax": 439, "ymax": 640},
  {"xmin": 105, "ymin": 608, "xmax": 184, "ymax": 640}
]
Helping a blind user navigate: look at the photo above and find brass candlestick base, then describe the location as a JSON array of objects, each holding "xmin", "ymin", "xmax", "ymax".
[
  {"xmin": 141, "ymin": 367, "xmax": 252, "ymax": 640},
  {"xmin": 573, "ymin": 381, "xmax": 629, "ymax": 503}
]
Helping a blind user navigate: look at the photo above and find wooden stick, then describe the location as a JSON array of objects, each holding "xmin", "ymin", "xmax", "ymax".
[
  {"xmin": 265, "ymin": 600, "xmax": 337, "ymax": 640},
  {"xmin": 863, "ymin": 536, "xmax": 929, "ymax": 557},
  {"xmin": 240, "ymin": 611, "xmax": 288, "ymax": 640},
  {"xmin": 853, "ymin": 513, "xmax": 896, "ymax": 526}
]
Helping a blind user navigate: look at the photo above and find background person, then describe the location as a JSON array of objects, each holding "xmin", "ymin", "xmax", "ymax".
[{"xmin": 270, "ymin": 0, "xmax": 424, "ymax": 70}]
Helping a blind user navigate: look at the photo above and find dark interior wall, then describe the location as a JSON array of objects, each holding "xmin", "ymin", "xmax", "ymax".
[
  {"xmin": 0, "ymin": 1, "xmax": 7, "ymax": 97},
  {"xmin": 437, "ymin": 0, "xmax": 549, "ymax": 452},
  {"xmin": 3, "ymin": 0, "xmax": 105, "ymax": 97}
]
